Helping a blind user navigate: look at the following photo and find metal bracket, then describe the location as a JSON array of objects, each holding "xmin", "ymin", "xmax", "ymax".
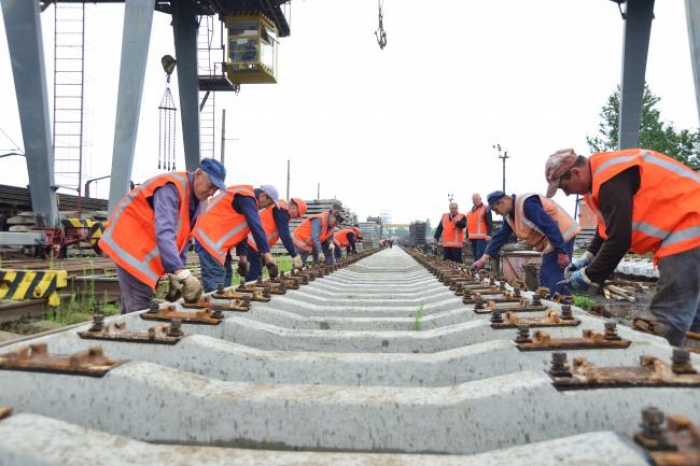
[
  {"xmin": 235, "ymin": 283, "xmax": 272, "ymax": 302},
  {"xmin": 0, "ymin": 344, "xmax": 122, "ymax": 377},
  {"xmin": 549, "ymin": 349, "xmax": 700, "ymax": 390},
  {"xmin": 141, "ymin": 304, "xmax": 223, "ymax": 325},
  {"xmin": 474, "ymin": 297, "xmax": 548, "ymax": 314},
  {"xmin": 78, "ymin": 316, "xmax": 185, "ymax": 344},
  {"xmin": 490, "ymin": 309, "xmax": 580, "ymax": 329},
  {"xmin": 0, "ymin": 407, "xmax": 12, "ymax": 421},
  {"xmin": 516, "ymin": 323, "xmax": 631, "ymax": 351},
  {"xmin": 632, "ymin": 408, "xmax": 700, "ymax": 465},
  {"xmin": 182, "ymin": 294, "xmax": 252, "ymax": 310}
]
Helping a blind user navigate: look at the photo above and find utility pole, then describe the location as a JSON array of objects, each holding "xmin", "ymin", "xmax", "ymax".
[
  {"xmin": 317, "ymin": 182, "xmax": 320, "ymax": 199},
  {"xmin": 493, "ymin": 144, "xmax": 510, "ymax": 192},
  {"xmin": 286, "ymin": 159, "xmax": 290, "ymax": 201}
]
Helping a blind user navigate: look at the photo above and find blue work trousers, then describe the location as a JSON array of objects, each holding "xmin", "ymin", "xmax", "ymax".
[
  {"xmin": 116, "ymin": 265, "xmax": 154, "ymax": 314},
  {"xmin": 245, "ymin": 247, "xmax": 265, "ymax": 282},
  {"xmin": 650, "ymin": 246, "xmax": 700, "ymax": 347},
  {"xmin": 198, "ymin": 245, "xmax": 227, "ymax": 293},
  {"xmin": 470, "ymin": 239, "xmax": 488, "ymax": 262},
  {"xmin": 539, "ymin": 239, "xmax": 575, "ymax": 297},
  {"xmin": 443, "ymin": 247, "xmax": 462, "ymax": 263}
]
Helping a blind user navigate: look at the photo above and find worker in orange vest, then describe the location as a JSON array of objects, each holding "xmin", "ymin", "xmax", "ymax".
[
  {"xmin": 194, "ymin": 185, "xmax": 278, "ymax": 292},
  {"xmin": 333, "ymin": 225, "xmax": 362, "ymax": 260},
  {"xmin": 433, "ymin": 202, "xmax": 467, "ymax": 263},
  {"xmin": 546, "ymin": 148, "xmax": 700, "ymax": 346},
  {"xmin": 471, "ymin": 191, "xmax": 579, "ymax": 296},
  {"xmin": 101, "ymin": 158, "xmax": 226, "ymax": 313},
  {"xmin": 467, "ymin": 193, "xmax": 493, "ymax": 262},
  {"xmin": 292, "ymin": 203, "xmax": 342, "ymax": 265},
  {"xmin": 241, "ymin": 188, "xmax": 308, "ymax": 282}
]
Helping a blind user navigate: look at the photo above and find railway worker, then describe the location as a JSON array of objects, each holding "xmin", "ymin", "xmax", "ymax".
[
  {"xmin": 100, "ymin": 158, "xmax": 226, "ymax": 314},
  {"xmin": 194, "ymin": 184, "xmax": 279, "ymax": 292},
  {"xmin": 292, "ymin": 203, "xmax": 342, "ymax": 265},
  {"xmin": 240, "ymin": 188, "xmax": 308, "ymax": 282},
  {"xmin": 467, "ymin": 193, "xmax": 493, "ymax": 262},
  {"xmin": 471, "ymin": 190, "xmax": 579, "ymax": 297},
  {"xmin": 545, "ymin": 148, "xmax": 700, "ymax": 347},
  {"xmin": 333, "ymin": 224, "xmax": 362, "ymax": 260},
  {"xmin": 433, "ymin": 202, "xmax": 467, "ymax": 263}
]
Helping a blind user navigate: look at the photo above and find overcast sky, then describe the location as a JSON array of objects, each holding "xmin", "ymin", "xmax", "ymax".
[{"xmin": 0, "ymin": 0, "xmax": 698, "ymax": 225}]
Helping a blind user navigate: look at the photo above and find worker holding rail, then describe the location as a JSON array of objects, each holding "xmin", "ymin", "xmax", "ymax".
[
  {"xmin": 100, "ymin": 158, "xmax": 226, "ymax": 314},
  {"xmin": 471, "ymin": 190, "xmax": 579, "ymax": 297},
  {"xmin": 546, "ymin": 148, "xmax": 700, "ymax": 347},
  {"xmin": 292, "ymin": 203, "xmax": 342, "ymax": 265},
  {"xmin": 238, "ymin": 187, "xmax": 308, "ymax": 283},
  {"xmin": 194, "ymin": 184, "xmax": 279, "ymax": 292}
]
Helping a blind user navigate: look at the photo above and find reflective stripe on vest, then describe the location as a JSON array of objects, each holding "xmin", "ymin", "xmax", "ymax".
[
  {"xmin": 247, "ymin": 204, "xmax": 288, "ymax": 252},
  {"xmin": 513, "ymin": 193, "xmax": 580, "ymax": 254},
  {"xmin": 441, "ymin": 213, "xmax": 465, "ymax": 248},
  {"xmin": 292, "ymin": 213, "xmax": 330, "ymax": 252},
  {"xmin": 101, "ymin": 172, "xmax": 190, "ymax": 287},
  {"xmin": 586, "ymin": 149, "xmax": 700, "ymax": 260},
  {"xmin": 467, "ymin": 205, "xmax": 488, "ymax": 239},
  {"xmin": 194, "ymin": 186, "xmax": 254, "ymax": 265}
]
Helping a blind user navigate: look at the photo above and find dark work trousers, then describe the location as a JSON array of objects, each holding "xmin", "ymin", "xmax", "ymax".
[
  {"xmin": 198, "ymin": 245, "xmax": 226, "ymax": 293},
  {"xmin": 245, "ymin": 247, "xmax": 264, "ymax": 282},
  {"xmin": 650, "ymin": 246, "xmax": 700, "ymax": 347},
  {"xmin": 443, "ymin": 247, "xmax": 462, "ymax": 263},
  {"xmin": 334, "ymin": 245, "xmax": 342, "ymax": 261},
  {"xmin": 116, "ymin": 265, "xmax": 154, "ymax": 314},
  {"xmin": 470, "ymin": 239, "xmax": 488, "ymax": 262},
  {"xmin": 539, "ymin": 238, "xmax": 575, "ymax": 297}
]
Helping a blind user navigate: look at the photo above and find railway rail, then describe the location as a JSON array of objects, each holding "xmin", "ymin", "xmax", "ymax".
[{"xmin": 0, "ymin": 247, "xmax": 697, "ymax": 465}]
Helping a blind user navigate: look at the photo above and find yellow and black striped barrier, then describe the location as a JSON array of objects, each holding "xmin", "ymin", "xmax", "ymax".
[
  {"xmin": 0, "ymin": 269, "xmax": 68, "ymax": 307},
  {"xmin": 62, "ymin": 218, "xmax": 105, "ymax": 251}
]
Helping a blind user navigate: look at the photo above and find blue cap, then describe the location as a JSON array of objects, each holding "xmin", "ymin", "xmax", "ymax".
[
  {"xmin": 200, "ymin": 158, "xmax": 226, "ymax": 190},
  {"xmin": 487, "ymin": 190, "xmax": 506, "ymax": 208}
]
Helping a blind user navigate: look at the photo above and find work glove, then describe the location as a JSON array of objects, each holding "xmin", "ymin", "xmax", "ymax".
[
  {"xmin": 292, "ymin": 255, "xmax": 303, "ymax": 269},
  {"xmin": 564, "ymin": 251, "xmax": 594, "ymax": 279},
  {"xmin": 265, "ymin": 261, "xmax": 279, "ymax": 279},
  {"xmin": 557, "ymin": 253, "xmax": 570, "ymax": 270},
  {"xmin": 318, "ymin": 252, "xmax": 326, "ymax": 264},
  {"xmin": 556, "ymin": 268, "xmax": 597, "ymax": 296},
  {"xmin": 166, "ymin": 273, "xmax": 183, "ymax": 302},
  {"xmin": 176, "ymin": 269, "xmax": 203, "ymax": 303},
  {"xmin": 237, "ymin": 260, "xmax": 250, "ymax": 278},
  {"xmin": 328, "ymin": 243, "xmax": 336, "ymax": 253},
  {"xmin": 470, "ymin": 257, "xmax": 487, "ymax": 272}
]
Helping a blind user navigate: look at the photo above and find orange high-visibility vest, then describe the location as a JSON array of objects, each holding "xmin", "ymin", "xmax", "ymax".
[
  {"xmin": 351, "ymin": 226, "xmax": 362, "ymax": 237},
  {"xmin": 441, "ymin": 213, "xmax": 466, "ymax": 247},
  {"xmin": 585, "ymin": 149, "xmax": 700, "ymax": 261},
  {"xmin": 194, "ymin": 185, "xmax": 256, "ymax": 265},
  {"xmin": 467, "ymin": 204, "xmax": 489, "ymax": 240},
  {"xmin": 333, "ymin": 227, "xmax": 355, "ymax": 248},
  {"xmin": 247, "ymin": 200, "xmax": 290, "ymax": 252},
  {"xmin": 293, "ymin": 212, "xmax": 333, "ymax": 252},
  {"xmin": 100, "ymin": 172, "xmax": 191, "ymax": 288},
  {"xmin": 505, "ymin": 193, "xmax": 580, "ymax": 254}
]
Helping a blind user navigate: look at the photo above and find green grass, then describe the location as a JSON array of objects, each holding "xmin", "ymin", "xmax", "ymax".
[
  {"xmin": 573, "ymin": 295, "xmax": 596, "ymax": 310},
  {"xmin": 413, "ymin": 303, "xmax": 424, "ymax": 331}
]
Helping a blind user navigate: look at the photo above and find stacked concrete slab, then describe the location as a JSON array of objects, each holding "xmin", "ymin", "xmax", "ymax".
[{"xmin": 0, "ymin": 247, "xmax": 696, "ymax": 465}]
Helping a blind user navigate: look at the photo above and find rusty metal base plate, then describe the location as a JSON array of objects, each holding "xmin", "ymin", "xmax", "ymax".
[
  {"xmin": 140, "ymin": 307, "xmax": 222, "ymax": 325},
  {"xmin": 0, "ymin": 344, "xmax": 123, "ymax": 377},
  {"xmin": 475, "ymin": 304, "xmax": 548, "ymax": 314},
  {"xmin": 552, "ymin": 356, "xmax": 700, "ymax": 390},
  {"xmin": 0, "ymin": 407, "xmax": 12, "ymax": 421},
  {"xmin": 517, "ymin": 329, "xmax": 631, "ymax": 351},
  {"xmin": 634, "ymin": 414, "xmax": 700, "ymax": 466},
  {"xmin": 78, "ymin": 322, "xmax": 184, "ymax": 345}
]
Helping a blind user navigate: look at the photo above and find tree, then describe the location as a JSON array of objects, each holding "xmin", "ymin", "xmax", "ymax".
[{"xmin": 587, "ymin": 84, "xmax": 700, "ymax": 169}]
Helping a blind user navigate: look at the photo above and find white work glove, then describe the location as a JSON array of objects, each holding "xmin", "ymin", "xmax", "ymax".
[
  {"xmin": 328, "ymin": 243, "xmax": 336, "ymax": 252},
  {"xmin": 564, "ymin": 251, "xmax": 594, "ymax": 279},
  {"xmin": 176, "ymin": 269, "xmax": 202, "ymax": 303},
  {"xmin": 318, "ymin": 252, "xmax": 326, "ymax": 264},
  {"xmin": 292, "ymin": 255, "xmax": 303, "ymax": 269}
]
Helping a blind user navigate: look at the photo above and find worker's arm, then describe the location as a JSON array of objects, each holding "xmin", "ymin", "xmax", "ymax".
[
  {"xmin": 232, "ymin": 194, "xmax": 270, "ymax": 254},
  {"xmin": 273, "ymin": 207, "xmax": 297, "ymax": 257},
  {"xmin": 152, "ymin": 183, "xmax": 186, "ymax": 273},
  {"xmin": 454, "ymin": 214, "xmax": 467, "ymax": 228},
  {"xmin": 485, "ymin": 209, "xmax": 494, "ymax": 236},
  {"xmin": 433, "ymin": 220, "xmax": 443, "ymax": 241},
  {"xmin": 584, "ymin": 167, "xmax": 639, "ymax": 284},
  {"xmin": 347, "ymin": 232, "xmax": 357, "ymax": 253},
  {"xmin": 483, "ymin": 218, "xmax": 512, "ymax": 257},
  {"xmin": 310, "ymin": 218, "xmax": 323, "ymax": 252},
  {"xmin": 522, "ymin": 196, "xmax": 566, "ymax": 254}
]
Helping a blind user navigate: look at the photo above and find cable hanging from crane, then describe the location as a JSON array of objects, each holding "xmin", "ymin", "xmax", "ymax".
[
  {"xmin": 374, "ymin": 0, "xmax": 387, "ymax": 50},
  {"xmin": 158, "ymin": 55, "xmax": 178, "ymax": 170}
]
